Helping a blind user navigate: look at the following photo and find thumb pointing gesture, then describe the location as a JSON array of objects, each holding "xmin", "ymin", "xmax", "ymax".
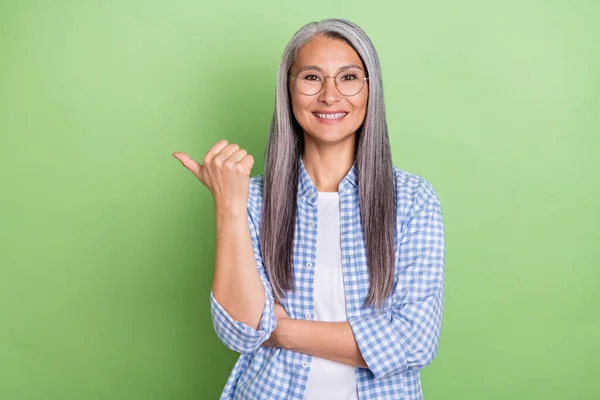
[
  {"xmin": 172, "ymin": 151, "xmax": 204, "ymax": 182},
  {"xmin": 173, "ymin": 140, "xmax": 254, "ymax": 213}
]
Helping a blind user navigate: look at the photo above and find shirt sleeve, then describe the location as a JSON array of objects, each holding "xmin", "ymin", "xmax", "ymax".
[
  {"xmin": 348, "ymin": 182, "xmax": 446, "ymax": 380},
  {"xmin": 209, "ymin": 207, "xmax": 277, "ymax": 354}
]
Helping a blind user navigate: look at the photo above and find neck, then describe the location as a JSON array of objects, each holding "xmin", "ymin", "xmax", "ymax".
[{"xmin": 301, "ymin": 133, "xmax": 356, "ymax": 192}]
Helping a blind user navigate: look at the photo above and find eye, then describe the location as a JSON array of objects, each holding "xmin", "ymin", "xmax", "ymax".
[
  {"xmin": 304, "ymin": 74, "xmax": 322, "ymax": 81},
  {"xmin": 340, "ymin": 73, "xmax": 357, "ymax": 81}
]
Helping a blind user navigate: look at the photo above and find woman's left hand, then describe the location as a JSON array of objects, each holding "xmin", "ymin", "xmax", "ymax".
[{"xmin": 262, "ymin": 303, "xmax": 291, "ymax": 348}]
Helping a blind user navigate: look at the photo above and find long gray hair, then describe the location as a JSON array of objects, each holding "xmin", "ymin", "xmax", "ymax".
[{"xmin": 260, "ymin": 18, "xmax": 395, "ymax": 308}]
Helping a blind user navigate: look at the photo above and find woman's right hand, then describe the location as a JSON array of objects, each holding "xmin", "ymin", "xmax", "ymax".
[{"xmin": 173, "ymin": 139, "xmax": 255, "ymax": 214}]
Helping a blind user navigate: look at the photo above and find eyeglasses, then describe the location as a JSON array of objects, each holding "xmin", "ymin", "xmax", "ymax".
[{"xmin": 290, "ymin": 68, "xmax": 369, "ymax": 97}]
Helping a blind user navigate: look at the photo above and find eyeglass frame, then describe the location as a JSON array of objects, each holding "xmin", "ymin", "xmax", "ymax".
[{"xmin": 289, "ymin": 69, "xmax": 369, "ymax": 97}]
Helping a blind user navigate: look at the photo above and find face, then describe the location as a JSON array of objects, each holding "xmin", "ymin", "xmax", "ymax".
[{"xmin": 289, "ymin": 35, "xmax": 369, "ymax": 145}]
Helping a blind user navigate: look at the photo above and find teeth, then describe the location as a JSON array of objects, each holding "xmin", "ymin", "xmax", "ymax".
[{"xmin": 314, "ymin": 112, "xmax": 347, "ymax": 120}]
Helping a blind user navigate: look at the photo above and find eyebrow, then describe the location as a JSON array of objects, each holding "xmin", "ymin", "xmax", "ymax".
[{"xmin": 295, "ymin": 64, "xmax": 365, "ymax": 74}]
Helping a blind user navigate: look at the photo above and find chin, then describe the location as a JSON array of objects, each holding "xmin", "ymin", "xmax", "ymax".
[{"xmin": 307, "ymin": 127, "xmax": 355, "ymax": 143}]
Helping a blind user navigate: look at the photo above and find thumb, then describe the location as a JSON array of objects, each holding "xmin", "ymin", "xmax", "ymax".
[{"xmin": 172, "ymin": 152, "xmax": 203, "ymax": 180}]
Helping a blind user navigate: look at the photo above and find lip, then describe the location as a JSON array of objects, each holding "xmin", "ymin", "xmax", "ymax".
[
  {"xmin": 312, "ymin": 110, "xmax": 349, "ymax": 114},
  {"xmin": 312, "ymin": 111, "xmax": 349, "ymax": 124}
]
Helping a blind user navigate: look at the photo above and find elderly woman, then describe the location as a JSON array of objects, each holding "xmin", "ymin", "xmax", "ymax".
[{"xmin": 174, "ymin": 18, "xmax": 446, "ymax": 400}]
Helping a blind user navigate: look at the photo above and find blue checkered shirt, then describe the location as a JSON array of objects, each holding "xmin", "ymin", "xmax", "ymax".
[{"xmin": 210, "ymin": 157, "xmax": 446, "ymax": 399}]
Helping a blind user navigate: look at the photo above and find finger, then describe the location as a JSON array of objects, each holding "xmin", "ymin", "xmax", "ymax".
[
  {"xmin": 208, "ymin": 139, "xmax": 230, "ymax": 155},
  {"xmin": 217, "ymin": 143, "xmax": 241, "ymax": 159},
  {"xmin": 212, "ymin": 144, "xmax": 242, "ymax": 168},
  {"xmin": 238, "ymin": 154, "xmax": 254, "ymax": 172},
  {"xmin": 204, "ymin": 140, "xmax": 232, "ymax": 165},
  {"xmin": 172, "ymin": 152, "xmax": 202, "ymax": 179},
  {"xmin": 228, "ymin": 148, "xmax": 248, "ymax": 163}
]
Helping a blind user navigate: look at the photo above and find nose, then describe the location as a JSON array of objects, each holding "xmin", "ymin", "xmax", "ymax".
[{"xmin": 318, "ymin": 76, "xmax": 341, "ymax": 105}]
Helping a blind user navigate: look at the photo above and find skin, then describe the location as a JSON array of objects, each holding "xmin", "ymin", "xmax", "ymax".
[
  {"xmin": 290, "ymin": 34, "xmax": 368, "ymax": 192},
  {"xmin": 261, "ymin": 35, "xmax": 369, "ymax": 369}
]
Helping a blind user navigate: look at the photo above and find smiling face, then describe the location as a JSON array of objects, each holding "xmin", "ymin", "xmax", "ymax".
[{"xmin": 289, "ymin": 35, "xmax": 369, "ymax": 146}]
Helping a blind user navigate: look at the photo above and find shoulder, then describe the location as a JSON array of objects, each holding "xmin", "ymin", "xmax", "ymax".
[
  {"xmin": 392, "ymin": 166, "xmax": 442, "ymax": 225},
  {"xmin": 248, "ymin": 168, "xmax": 442, "ymax": 222}
]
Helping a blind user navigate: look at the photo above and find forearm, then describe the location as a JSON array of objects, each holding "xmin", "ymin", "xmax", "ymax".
[
  {"xmin": 277, "ymin": 319, "xmax": 368, "ymax": 369},
  {"xmin": 211, "ymin": 206, "xmax": 265, "ymax": 329}
]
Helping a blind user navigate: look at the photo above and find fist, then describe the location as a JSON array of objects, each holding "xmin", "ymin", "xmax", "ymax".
[{"xmin": 173, "ymin": 139, "xmax": 255, "ymax": 213}]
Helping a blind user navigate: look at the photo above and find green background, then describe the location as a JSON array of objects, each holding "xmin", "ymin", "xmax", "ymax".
[{"xmin": 1, "ymin": 0, "xmax": 599, "ymax": 399}]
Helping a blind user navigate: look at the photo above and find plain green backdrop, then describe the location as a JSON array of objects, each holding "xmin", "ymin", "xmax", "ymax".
[{"xmin": 1, "ymin": 0, "xmax": 599, "ymax": 399}]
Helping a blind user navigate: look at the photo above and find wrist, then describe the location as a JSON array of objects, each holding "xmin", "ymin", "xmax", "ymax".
[{"xmin": 215, "ymin": 203, "xmax": 247, "ymax": 219}]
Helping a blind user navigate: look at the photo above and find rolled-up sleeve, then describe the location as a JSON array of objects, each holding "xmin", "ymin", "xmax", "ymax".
[
  {"xmin": 209, "ymin": 208, "xmax": 277, "ymax": 353},
  {"xmin": 348, "ymin": 184, "xmax": 445, "ymax": 380}
]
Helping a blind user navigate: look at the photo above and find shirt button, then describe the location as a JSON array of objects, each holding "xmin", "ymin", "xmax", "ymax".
[
  {"xmin": 305, "ymin": 262, "xmax": 312, "ymax": 268},
  {"xmin": 304, "ymin": 312, "xmax": 311, "ymax": 320},
  {"xmin": 302, "ymin": 361, "xmax": 309, "ymax": 368},
  {"xmin": 308, "ymin": 221, "xmax": 315, "ymax": 228}
]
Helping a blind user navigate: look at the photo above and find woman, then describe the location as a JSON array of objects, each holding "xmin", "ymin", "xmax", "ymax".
[{"xmin": 173, "ymin": 18, "xmax": 445, "ymax": 400}]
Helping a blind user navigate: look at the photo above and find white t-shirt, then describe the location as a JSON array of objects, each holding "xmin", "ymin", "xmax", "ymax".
[{"xmin": 302, "ymin": 191, "xmax": 358, "ymax": 400}]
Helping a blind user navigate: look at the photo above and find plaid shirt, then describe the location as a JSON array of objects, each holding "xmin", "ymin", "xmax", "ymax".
[{"xmin": 210, "ymin": 157, "xmax": 446, "ymax": 399}]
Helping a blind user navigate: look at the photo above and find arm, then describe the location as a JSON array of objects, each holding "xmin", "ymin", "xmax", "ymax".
[
  {"xmin": 210, "ymin": 198, "xmax": 277, "ymax": 353},
  {"xmin": 173, "ymin": 143, "xmax": 275, "ymax": 353},
  {"xmin": 266, "ymin": 184, "xmax": 445, "ymax": 379},
  {"xmin": 270, "ymin": 318, "xmax": 368, "ymax": 368},
  {"xmin": 348, "ymin": 188, "xmax": 445, "ymax": 379}
]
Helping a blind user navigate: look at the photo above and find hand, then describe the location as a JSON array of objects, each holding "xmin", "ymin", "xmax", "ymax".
[
  {"xmin": 262, "ymin": 303, "xmax": 292, "ymax": 348},
  {"xmin": 173, "ymin": 140, "xmax": 255, "ymax": 213}
]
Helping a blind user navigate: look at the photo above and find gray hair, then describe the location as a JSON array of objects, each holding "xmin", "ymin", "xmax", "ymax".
[{"xmin": 261, "ymin": 18, "xmax": 395, "ymax": 308}]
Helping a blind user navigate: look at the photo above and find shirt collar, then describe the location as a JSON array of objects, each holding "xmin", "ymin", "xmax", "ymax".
[{"xmin": 298, "ymin": 156, "xmax": 358, "ymax": 204}]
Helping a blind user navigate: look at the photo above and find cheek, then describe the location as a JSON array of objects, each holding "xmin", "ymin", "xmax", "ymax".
[
  {"xmin": 290, "ymin": 94, "xmax": 313, "ymax": 121},
  {"xmin": 352, "ymin": 94, "xmax": 368, "ymax": 119},
  {"xmin": 359, "ymin": 91, "xmax": 369, "ymax": 111},
  {"xmin": 291, "ymin": 101, "xmax": 305, "ymax": 123}
]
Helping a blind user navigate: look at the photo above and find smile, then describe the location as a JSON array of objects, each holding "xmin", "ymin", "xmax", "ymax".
[{"xmin": 312, "ymin": 112, "xmax": 348, "ymax": 123}]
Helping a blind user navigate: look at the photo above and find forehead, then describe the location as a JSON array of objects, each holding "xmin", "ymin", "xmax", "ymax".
[{"xmin": 293, "ymin": 35, "xmax": 365, "ymax": 72}]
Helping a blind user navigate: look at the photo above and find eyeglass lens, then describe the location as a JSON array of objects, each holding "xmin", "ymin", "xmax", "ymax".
[{"xmin": 295, "ymin": 68, "xmax": 366, "ymax": 96}]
